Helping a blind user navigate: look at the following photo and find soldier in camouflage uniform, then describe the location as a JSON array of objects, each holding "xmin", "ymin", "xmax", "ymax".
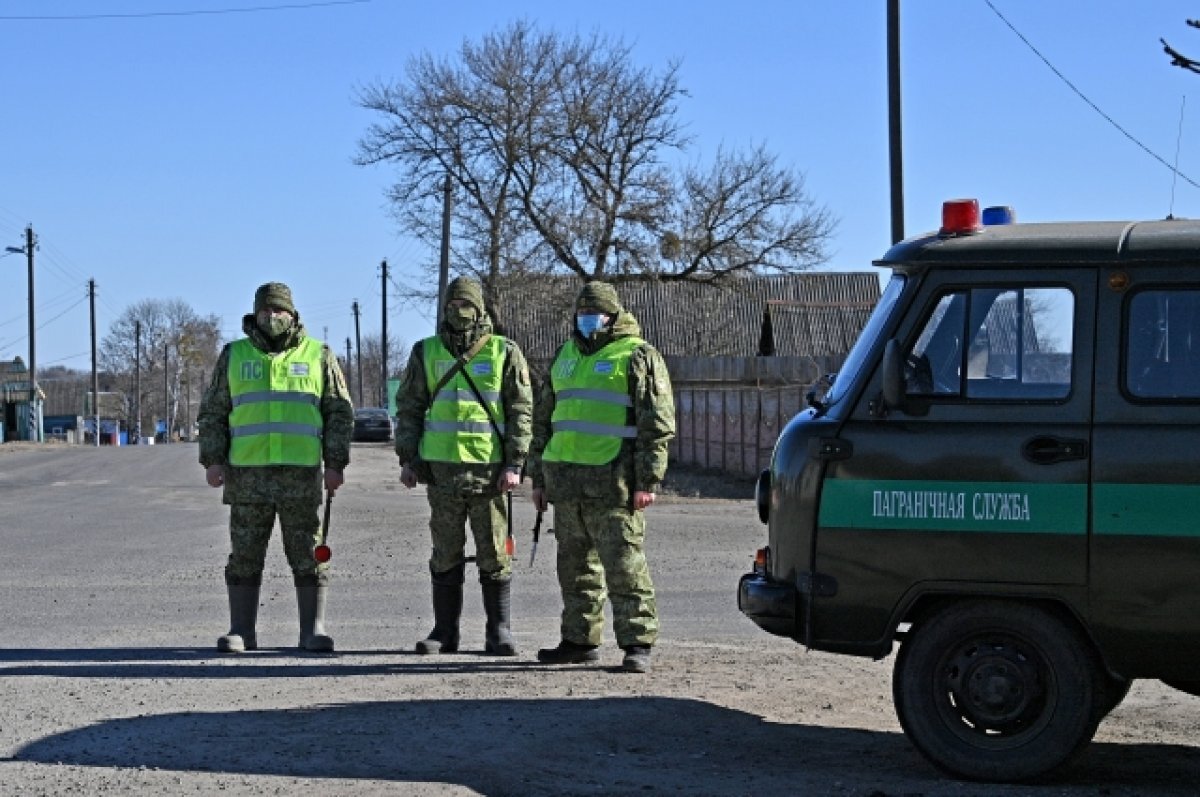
[
  {"xmin": 529, "ymin": 281, "xmax": 675, "ymax": 673},
  {"xmin": 198, "ymin": 282, "xmax": 354, "ymax": 653},
  {"xmin": 395, "ymin": 276, "xmax": 533, "ymax": 656}
]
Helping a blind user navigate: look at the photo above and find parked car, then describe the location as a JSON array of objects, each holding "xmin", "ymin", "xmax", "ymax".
[{"xmin": 352, "ymin": 407, "xmax": 394, "ymax": 442}]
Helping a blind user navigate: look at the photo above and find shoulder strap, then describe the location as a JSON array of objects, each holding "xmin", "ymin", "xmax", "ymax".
[
  {"xmin": 427, "ymin": 333, "xmax": 493, "ymax": 402},
  {"xmin": 452, "ymin": 334, "xmax": 505, "ymax": 440}
]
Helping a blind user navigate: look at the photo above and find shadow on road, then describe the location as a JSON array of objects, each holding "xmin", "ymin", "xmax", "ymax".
[
  {"xmin": 7, "ymin": 694, "xmax": 1200, "ymax": 795},
  {"xmin": 0, "ymin": 647, "xmax": 609, "ymax": 679}
]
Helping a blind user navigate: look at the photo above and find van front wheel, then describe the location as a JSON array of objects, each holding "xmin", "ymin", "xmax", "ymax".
[{"xmin": 893, "ymin": 601, "xmax": 1101, "ymax": 782}]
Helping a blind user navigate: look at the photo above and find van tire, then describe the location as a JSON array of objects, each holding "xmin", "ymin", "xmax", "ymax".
[
  {"xmin": 1096, "ymin": 673, "xmax": 1132, "ymax": 720},
  {"xmin": 893, "ymin": 600, "xmax": 1101, "ymax": 782}
]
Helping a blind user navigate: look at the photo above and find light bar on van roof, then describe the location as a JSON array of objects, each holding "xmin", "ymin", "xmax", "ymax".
[
  {"xmin": 939, "ymin": 198, "xmax": 982, "ymax": 236},
  {"xmin": 982, "ymin": 205, "xmax": 1015, "ymax": 225}
]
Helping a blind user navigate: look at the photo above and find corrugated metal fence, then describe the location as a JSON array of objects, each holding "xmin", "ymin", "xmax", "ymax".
[{"xmin": 666, "ymin": 355, "xmax": 845, "ymax": 477}]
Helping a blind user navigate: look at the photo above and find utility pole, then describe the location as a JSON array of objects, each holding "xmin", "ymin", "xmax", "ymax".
[
  {"xmin": 380, "ymin": 259, "xmax": 388, "ymax": 408},
  {"xmin": 163, "ymin": 340, "xmax": 170, "ymax": 444},
  {"xmin": 6, "ymin": 226, "xmax": 38, "ymax": 440},
  {"xmin": 437, "ymin": 174, "xmax": 452, "ymax": 328},
  {"xmin": 887, "ymin": 0, "xmax": 905, "ymax": 244},
  {"xmin": 25, "ymin": 225, "xmax": 37, "ymax": 441},
  {"xmin": 89, "ymin": 279, "xmax": 99, "ymax": 447},
  {"xmin": 134, "ymin": 320, "xmax": 142, "ymax": 443},
  {"xmin": 184, "ymin": 372, "xmax": 191, "ymax": 440},
  {"xmin": 352, "ymin": 300, "xmax": 364, "ymax": 406},
  {"xmin": 344, "ymin": 337, "xmax": 352, "ymax": 379}
]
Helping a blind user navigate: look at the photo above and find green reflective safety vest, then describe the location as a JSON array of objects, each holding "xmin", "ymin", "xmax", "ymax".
[
  {"xmin": 228, "ymin": 337, "xmax": 324, "ymax": 467},
  {"xmin": 419, "ymin": 335, "xmax": 508, "ymax": 464},
  {"xmin": 543, "ymin": 336, "xmax": 642, "ymax": 465}
]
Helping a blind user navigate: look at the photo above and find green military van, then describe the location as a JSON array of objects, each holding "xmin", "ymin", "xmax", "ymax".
[{"xmin": 738, "ymin": 199, "xmax": 1200, "ymax": 782}]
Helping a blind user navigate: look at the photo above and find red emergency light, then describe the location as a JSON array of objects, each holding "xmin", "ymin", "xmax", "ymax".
[{"xmin": 939, "ymin": 198, "xmax": 982, "ymax": 237}]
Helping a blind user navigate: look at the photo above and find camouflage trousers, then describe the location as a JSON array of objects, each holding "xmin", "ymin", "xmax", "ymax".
[
  {"xmin": 426, "ymin": 487, "xmax": 512, "ymax": 581},
  {"xmin": 225, "ymin": 501, "xmax": 328, "ymax": 586},
  {"xmin": 553, "ymin": 498, "xmax": 658, "ymax": 648}
]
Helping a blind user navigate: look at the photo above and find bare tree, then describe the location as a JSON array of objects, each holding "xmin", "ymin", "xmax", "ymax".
[
  {"xmin": 356, "ymin": 20, "xmax": 835, "ymax": 306},
  {"xmin": 660, "ymin": 146, "xmax": 835, "ymax": 281},
  {"xmin": 357, "ymin": 20, "xmax": 563, "ymax": 304},
  {"xmin": 1162, "ymin": 20, "xmax": 1200, "ymax": 73},
  {"xmin": 520, "ymin": 32, "xmax": 687, "ymax": 280},
  {"xmin": 99, "ymin": 299, "xmax": 222, "ymax": 438},
  {"xmin": 354, "ymin": 331, "xmax": 409, "ymax": 410}
]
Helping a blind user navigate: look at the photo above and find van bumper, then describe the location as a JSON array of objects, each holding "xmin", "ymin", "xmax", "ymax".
[{"xmin": 738, "ymin": 572, "xmax": 797, "ymax": 638}]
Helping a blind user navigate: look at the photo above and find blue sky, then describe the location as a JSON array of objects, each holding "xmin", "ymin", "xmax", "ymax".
[{"xmin": 3, "ymin": 0, "xmax": 1199, "ymax": 371}]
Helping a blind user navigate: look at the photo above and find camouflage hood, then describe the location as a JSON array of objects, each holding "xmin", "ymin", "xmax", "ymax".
[{"xmin": 438, "ymin": 301, "xmax": 495, "ymax": 356}]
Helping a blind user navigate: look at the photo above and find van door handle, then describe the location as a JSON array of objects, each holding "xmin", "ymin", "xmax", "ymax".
[{"xmin": 1022, "ymin": 436, "xmax": 1089, "ymax": 464}]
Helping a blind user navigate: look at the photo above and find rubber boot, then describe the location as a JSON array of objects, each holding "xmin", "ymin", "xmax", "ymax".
[
  {"xmin": 295, "ymin": 581, "xmax": 334, "ymax": 652},
  {"xmin": 416, "ymin": 563, "xmax": 464, "ymax": 654},
  {"xmin": 482, "ymin": 578, "xmax": 516, "ymax": 656},
  {"xmin": 621, "ymin": 645, "xmax": 652, "ymax": 673},
  {"xmin": 217, "ymin": 583, "xmax": 260, "ymax": 653},
  {"xmin": 536, "ymin": 639, "xmax": 600, "ymax": 664}
]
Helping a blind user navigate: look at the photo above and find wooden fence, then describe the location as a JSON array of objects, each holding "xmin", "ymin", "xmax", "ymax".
[{"xmin": 666, "ymin": 355, "xmax": 846, "ymax": 477}]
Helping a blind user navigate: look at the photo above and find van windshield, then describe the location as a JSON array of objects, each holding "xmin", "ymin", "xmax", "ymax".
[{"xmin": 823, "ymin": 274, "xmax": 905, "ymax": 408}]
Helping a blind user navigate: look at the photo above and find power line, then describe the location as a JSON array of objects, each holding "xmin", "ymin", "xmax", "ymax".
[
  {"xmin": 37, "ymin": 296, "xmax": 89, "ymax": 335},
  {"xmin": 0, "ymin": 0, "xmax": 371, "ymax": 22},
  {"xmin": 1, "ymin": 225, "xmax": 122, "ymax": 325},
  {"xmin": 36, "ymin": 285, "xmax": 88, "ymax": 311},
  {"xmin": 37, "ymin": 351, "xmax": 91, "ymax": 367},
  {"xmin": 1, "ymin": 296, "xmax": 89, "ymax": 347},
  {"xmin": 35, "ymin": 240, "xmax": 91, "ymax": 286},
  {"xmin": 0, "ymin": 314, "xmax": 21, "ymax": 330},
  {"xmin": 984, "ymin": 0, "xmax": 1200, "ymax": 191},
  {"xmin": 0, "ymin": 285, "xmax": 90, "ymax": 329}
]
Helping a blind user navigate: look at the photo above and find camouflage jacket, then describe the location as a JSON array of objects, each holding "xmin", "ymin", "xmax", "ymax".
[
  {"xmin": 528, "ymin": 309, "xmax": 675, "ymax": 505},
  {"xmin": 394, "ymin": 313, "xmax": 534, "ymax": 495},
  {"xmin": 197, "ymin": 314, "xmax": 354, "ymax": 504}
]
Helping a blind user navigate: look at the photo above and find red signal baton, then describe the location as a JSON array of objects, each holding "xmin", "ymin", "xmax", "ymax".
[
  {"xmin": 313, "ymin": 492, "xmax": 333, "ymax": 563},
  {"xmin": 504, "ymin": 491, "xmax": 515, "ymax": 557}
]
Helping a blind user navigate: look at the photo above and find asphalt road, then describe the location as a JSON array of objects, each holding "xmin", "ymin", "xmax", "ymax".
[
  {"xmin": 0, "ymin": 442, "xmax": 776, "ymax": 796},
  {"xmin": 1, "ymin": 443, "xmax": 1198, "ymax": 796}
]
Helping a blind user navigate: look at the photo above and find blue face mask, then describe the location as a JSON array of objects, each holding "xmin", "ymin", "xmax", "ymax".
[{"xmin": 576, "ymin": 314, "xmax": 606, "ymax": 338}]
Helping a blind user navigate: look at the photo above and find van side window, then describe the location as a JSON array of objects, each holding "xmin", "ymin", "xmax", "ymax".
[
  {"xmin": 907, "ymin": 294, "xmax": 964, "ymax": 395},
  {"xmin": 906, "ymin": 287, "xmax": 1073, "ymax": 400},
  {"xmin": 1127, "ymin": 289, "xmax": 1200, "ymax": 399}
]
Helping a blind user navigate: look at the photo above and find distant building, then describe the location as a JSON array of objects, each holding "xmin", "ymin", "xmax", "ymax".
[
  {"xmin": 0, "ymin": 357, "xmax": 44, "ymax": 442},
  {"xmin": 489, "ymin": 273, "xmax": 881, "ymax": 371},
  {"xmin": 40, "ymin": 368, "xmax": 96, "ymax": 417}
]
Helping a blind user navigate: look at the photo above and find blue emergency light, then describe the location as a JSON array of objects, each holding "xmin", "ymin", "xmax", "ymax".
[{"xmin": 982, "ymin": 205, "xmax": 1016, "ymax": 225}]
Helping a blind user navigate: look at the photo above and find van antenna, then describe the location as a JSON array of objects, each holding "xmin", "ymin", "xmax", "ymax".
[{"xmin": 1169, "ymin": 94, "xmax": 1186, "ymax": 220}]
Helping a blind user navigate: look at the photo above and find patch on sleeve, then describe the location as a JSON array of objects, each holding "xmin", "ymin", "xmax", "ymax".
[{"xmin": 289, "ymin": 363, "xmax": 310, "ymax": 377}]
